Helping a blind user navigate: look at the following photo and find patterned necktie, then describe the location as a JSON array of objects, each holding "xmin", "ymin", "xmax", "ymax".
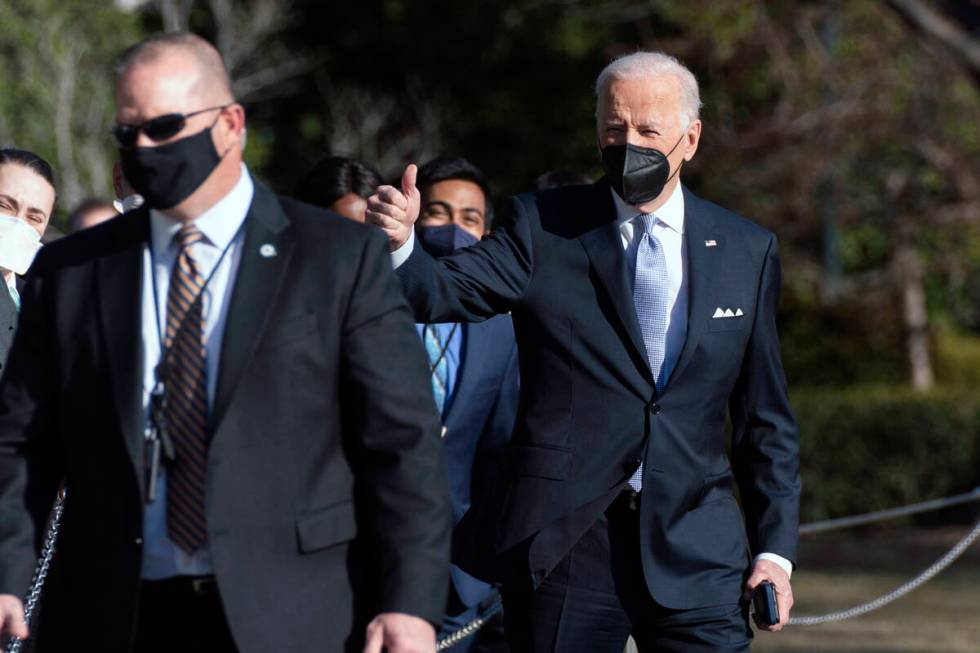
[
  {"xmin": 163, "ymin": 224, "xmax": 209, "ymax": 553},
  {"xmin": 629, "ymin": 214, "xmax": 670, "ymax": 492},
  {"xmin": 424, "ymin": 324, "xmax": 449, "ymax": 414}
]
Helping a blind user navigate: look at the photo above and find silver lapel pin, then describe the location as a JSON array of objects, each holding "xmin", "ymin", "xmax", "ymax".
[
  {"xmin": 705, "ymin": 239, "xmax": 717, "ymax": 247},
  {"xmin": 259, "ymin": 243, "xmax": 277, "ymax": 258}
]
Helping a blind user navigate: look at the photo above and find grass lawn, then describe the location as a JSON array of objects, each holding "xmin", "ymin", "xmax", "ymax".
[{"xmin": 753, "ymin": 521, "xmax": 980, "ymax": 652}]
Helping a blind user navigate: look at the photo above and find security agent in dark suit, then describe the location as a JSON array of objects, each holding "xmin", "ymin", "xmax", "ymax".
[
  {"xmin": 368, "ymin": 51, "xmax": 800, "ymax": 652},
  {"xmin": 0, "ymin": 33, "xmax": 451, "ymax": 653},
  {"xmin": 298, "ymin": 154, "xmax": 519, "ymax": 651}
]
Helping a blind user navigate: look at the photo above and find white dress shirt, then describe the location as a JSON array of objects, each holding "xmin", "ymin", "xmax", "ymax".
[
  {"xmin": 390, "ymin": 183, "xmax": 792, "ymax": 578},
  {"xmin": 140, "ymin": 164, "xmax": 253, "ymax": 579}
]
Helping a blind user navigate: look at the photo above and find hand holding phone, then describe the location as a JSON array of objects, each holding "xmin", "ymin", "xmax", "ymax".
[{"xmin": 752, "ymin": 580, "xmax": 780, "ymax": 627}]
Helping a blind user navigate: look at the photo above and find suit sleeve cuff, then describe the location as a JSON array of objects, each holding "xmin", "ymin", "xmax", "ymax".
[
  {"xmin": 754, "ymin": 552, "xmax": 793, "ymax": 579},
  {"xmin": 390, "ymin": 229, "xmax": 415, "ymax": 269}
]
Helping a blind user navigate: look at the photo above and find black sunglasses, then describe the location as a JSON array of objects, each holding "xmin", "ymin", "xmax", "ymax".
[{"xmin": 111, "ymin": 104, "xmax": 229, "ymax": 149}]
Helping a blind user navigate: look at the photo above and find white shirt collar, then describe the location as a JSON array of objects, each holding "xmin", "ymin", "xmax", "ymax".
[
  {"xmin": 611, "ymin": 181, "xmax": 685, "ymax": 235},
  {"xmin": 150, "ymin": 163, "xmax": 255, "ymax": 254}
]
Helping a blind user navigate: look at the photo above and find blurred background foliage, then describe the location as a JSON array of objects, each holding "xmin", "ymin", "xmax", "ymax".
[{"xmin": 0, "ymin": 0, "xmax": 977, "ymax": 519}]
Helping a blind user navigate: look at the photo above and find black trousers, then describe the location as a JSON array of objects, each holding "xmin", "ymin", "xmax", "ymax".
[
  {"xmin": 134, "ymin": 576, "xmax": 237, "ymax": 653},
  {"xmin": 502, "ymin": 492, "xmax": 753, "ymax": 653}
]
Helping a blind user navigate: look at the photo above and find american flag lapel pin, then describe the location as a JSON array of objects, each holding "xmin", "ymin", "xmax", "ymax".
[{"xmin": 705, "ymin": 239, "xmax": 717, "ymax": 247}]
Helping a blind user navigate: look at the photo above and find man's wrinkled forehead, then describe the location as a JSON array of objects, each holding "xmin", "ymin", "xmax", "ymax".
[{"xmin": 597, "ymin": 75, "xmax": 684, "ymax": 125}]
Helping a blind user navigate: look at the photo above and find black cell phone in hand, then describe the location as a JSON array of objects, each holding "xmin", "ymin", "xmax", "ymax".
[{"xmin": 752, "ymin": 581, "xmax": 780, "ymax": 627}]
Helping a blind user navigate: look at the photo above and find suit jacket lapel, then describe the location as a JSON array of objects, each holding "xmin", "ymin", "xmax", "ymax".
[
  {"xmin": 579, "ymin": 183, "xmax": 653, "ymax": 387},
  {"xmin": 664, "ymin": 187, "xmax": 721, "ymax": 391},
  {"xmin": 97, "ymin": 208, "xmax": 150, "ymax": 470},
  {"xmin": 0, "ymin": 280, "xmax": 18, "ymax": 323},
  {"xmin": 210, "ymin": 185, "xmax": 295, "ymax": 430}
]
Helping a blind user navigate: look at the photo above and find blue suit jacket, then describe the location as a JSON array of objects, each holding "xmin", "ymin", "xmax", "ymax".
[
  {"xmin": 397, "ymin": 180, "xmax": 800, "ymax": 610},
  {"xmin": 442, "ymin": 317, "xmax": 519, "ymax": 608}
]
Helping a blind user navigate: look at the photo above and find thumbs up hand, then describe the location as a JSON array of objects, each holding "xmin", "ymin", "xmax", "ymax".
[{"xmin": 366, "ymin": 164, "xmax": 421, "ymax": 251}]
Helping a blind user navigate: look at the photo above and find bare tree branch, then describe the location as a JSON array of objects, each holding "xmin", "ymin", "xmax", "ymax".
[
  {"xmin": 885, "ymin": 0, "xmax": 980, "ymax": 78},
  {"xmin": 155, "ymin": 0, "xmax": 194, "ymax": 31},
  {"xmin": 232, "ymin": 54, "xmax": 317, "ymax": 102}
]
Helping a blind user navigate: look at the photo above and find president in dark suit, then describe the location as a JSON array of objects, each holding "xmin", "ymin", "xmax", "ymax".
[
  {"xmin": 367, "ymin": 51, "xmax": 800, "ymax": 652},
  {"xmin": 0, "ymin": 33, "xmax": 450, "ymax": 653}
]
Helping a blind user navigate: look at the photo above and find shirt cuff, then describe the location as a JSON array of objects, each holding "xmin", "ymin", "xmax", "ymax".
[
  {"xmin": 754, "ymin": 553, "xmax": 793, "ymax": 579},
  {"xmin": 390, "ymin": 229, "xmax": 415, "ymax": 269}
]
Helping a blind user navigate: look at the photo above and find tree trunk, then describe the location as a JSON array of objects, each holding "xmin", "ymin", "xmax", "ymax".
[{"xmin": 893, "ymin": 239, "xmax": 934, "ymax": 391}]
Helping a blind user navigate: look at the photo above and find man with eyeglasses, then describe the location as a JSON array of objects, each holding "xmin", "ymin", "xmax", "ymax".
[{"xmin": 0, "ymin": 33, "xmax": 451, "ymax": 653}]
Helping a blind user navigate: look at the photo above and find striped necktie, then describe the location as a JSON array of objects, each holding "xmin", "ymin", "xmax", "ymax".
[
  {"xmin": 163, "ymin": 224, "xmax": 209, "ymax": 553},
  {"xmin": 424, "ymin": 324, "xmax": 449, "ymax": 414},
  {"xmin": 629, "ymin": 214, "xmax": 670, "ymax": 492}
]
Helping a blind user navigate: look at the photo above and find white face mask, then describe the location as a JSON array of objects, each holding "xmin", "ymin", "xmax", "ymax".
[
  {"xmin": 0, "ymin": 214, "xmax": 42, "ymax": 275},
  {"xmin": 113, "ymin": 193, "xmax": 145, "ymax": 215}
]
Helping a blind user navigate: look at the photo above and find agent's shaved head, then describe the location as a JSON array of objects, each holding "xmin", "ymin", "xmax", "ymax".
[
  {"xmin": 116, "ymin": 32, "xmax": 233, "ymax": 104},
  {"xmin": 113, "ymin": 32, "xmax": 247, "ymax": 222}
]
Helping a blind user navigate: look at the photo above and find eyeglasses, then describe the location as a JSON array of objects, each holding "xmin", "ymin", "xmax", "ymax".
[{"xmin": 111, "ymin": 104, "xmax": 229, "ymax": 149}]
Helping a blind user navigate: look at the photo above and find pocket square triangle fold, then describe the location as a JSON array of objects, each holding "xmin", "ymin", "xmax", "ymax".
[
  {"xmin": 723, "ymin": 308, "xmax": 735, "ymax": 318},
  {"xmin": 713, "ymin": 308, "xmax": 725, "ymax": 318},
  {"xmin": 735, "ymin": 308, "xmax": 744, "ymax": 317}
]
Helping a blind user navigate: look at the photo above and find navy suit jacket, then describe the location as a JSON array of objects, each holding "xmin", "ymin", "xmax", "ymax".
[
  {"xmin": 397, "ymin": 180, "xmax": 800, "ymax": 610},
  {"xmin": 442, "ymin": 317, "xmax": 519, "ymax": 608}
]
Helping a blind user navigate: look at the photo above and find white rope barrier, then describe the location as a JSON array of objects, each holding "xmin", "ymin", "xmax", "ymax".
[
  {"xmin": 799, "ymin": 486, "xmax": 980, "ymax": 535},
  {"xmin": 790, "ymin": 515, "xmax": 980, "ymax": 625}
]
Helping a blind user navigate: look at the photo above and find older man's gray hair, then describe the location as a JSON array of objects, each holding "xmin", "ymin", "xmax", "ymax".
[{"xmin": 595, "ymin": 51, "xmax": 702, "ymax": 129}]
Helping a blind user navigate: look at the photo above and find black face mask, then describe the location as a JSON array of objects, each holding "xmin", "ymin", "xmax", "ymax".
[
  {"xmin": 417, "ymin": 223, "xmax": 479, "ymax": 258},
  {"xmin": 120, "ymin": 124, "xmax": 223, "ymax": 210},
  {"xmin": 600, "ymin": 133, "xmax": 685, "ymax": 206}
]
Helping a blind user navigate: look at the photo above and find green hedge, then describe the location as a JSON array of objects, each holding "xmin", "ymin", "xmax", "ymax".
[{"xmin": 793, "ymin": 385, "xmax": 980, "ymax": 523}]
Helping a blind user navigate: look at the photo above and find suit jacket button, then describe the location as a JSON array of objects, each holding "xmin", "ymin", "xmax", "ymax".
[
  {"xmin": 648, "ymin": 402, "xmax": 662, "ymax": 415},
  {"xmin": 624, "ymin": 457, "xmax": 641, "ymax": 473},
  {"xmin": 134, "ymin": 537, "xmax": 143, "ymax": 545}
]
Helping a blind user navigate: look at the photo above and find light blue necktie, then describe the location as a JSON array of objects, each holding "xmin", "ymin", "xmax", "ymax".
[
  {"xmin": 424, "ymin": 324, "xmax": 449, "ymax": 414},
  {"xmin": 628, "ymin": 214, "xmax": 670, "ymax": 492}
]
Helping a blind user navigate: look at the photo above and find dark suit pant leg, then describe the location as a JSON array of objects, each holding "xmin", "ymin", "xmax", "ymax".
[
  {"xmin": 134, "ymin": 577, "xmax": 237, "ymax": 653},
  {"xmin": 440, "ymin": 587, "xmax": 511, "ymax": 653},
  {"xmin": 502, "ymin": 494, "xmax": 752, "ymax": 653}
]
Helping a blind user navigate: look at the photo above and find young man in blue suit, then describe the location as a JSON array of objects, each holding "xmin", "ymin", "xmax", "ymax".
[
  {"xmin": 369, "ymin": 53, "xmax": 799, "ymax": 652},
  {"xmin": 413, "ymin": 157, "xmax": 519, "ymax": 652}
]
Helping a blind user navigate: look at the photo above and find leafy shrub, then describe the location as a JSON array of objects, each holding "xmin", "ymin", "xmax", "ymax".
[{"xmin": 793, "ymin": 385, "xmax": 980, "ymax": 523}]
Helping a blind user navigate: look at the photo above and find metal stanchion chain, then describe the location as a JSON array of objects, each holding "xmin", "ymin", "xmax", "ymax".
[
  {"xmin": 436, "ymin": 598, "xmax": 503, "ymax": 651},
  {"xmin": 7, "ymin": 490, "xmax": 66, "ymax": 653}
]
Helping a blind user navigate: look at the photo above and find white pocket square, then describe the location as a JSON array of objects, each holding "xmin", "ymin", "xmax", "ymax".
[{"xmin": 712, "ymin": 307, "xmax": 744, "ymax": 319}]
